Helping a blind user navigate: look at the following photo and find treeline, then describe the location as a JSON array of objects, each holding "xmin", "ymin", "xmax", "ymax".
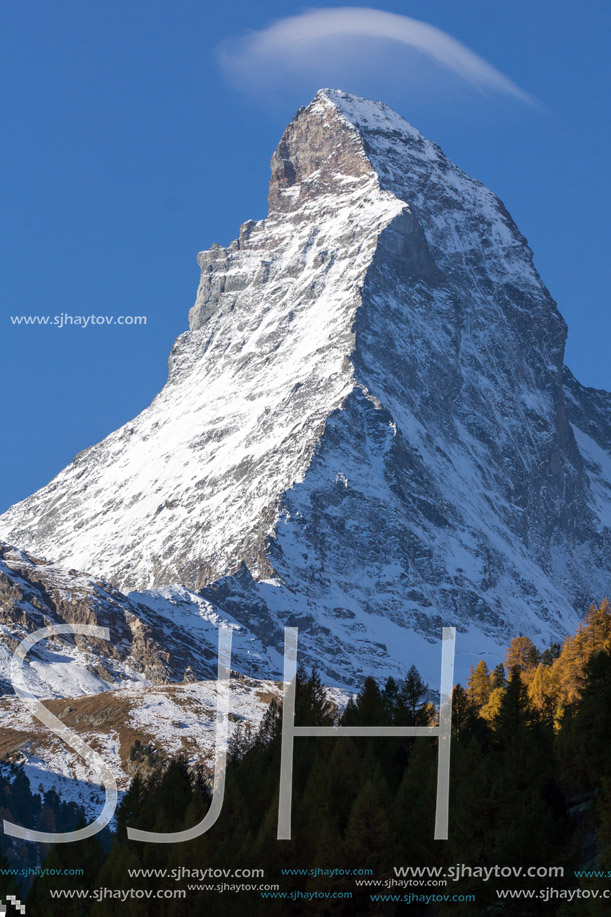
[{"xmin": 10, "ymin": 600, "xmax": 611, "ymax": 914}]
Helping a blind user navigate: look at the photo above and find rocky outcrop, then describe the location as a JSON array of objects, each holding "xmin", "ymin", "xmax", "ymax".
[{"xmin": 0, "ymin": 542, "xmax": 252, "ymax": 696}]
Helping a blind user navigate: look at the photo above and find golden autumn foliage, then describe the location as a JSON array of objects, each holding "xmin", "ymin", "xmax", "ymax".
[
  {"xmin": 466, "ymin": 659, "xmax": 491, "ymax": 708},
  {"xmin": 476, "ymin": 599, "xmax": 611, "ymax": 726},
  {"xmin": 480, "ymin": 686, "xmax": 504, "ymax": 723}
]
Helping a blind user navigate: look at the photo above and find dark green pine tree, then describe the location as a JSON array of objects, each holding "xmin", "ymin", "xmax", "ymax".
[
  {"xmin": 343, "ymin": 676, "xmax": 387, "ymax": 726},
  {"xmin": 294, "ymin": 666, "xmax": 336, "ymax": 727},
  {"xmin": 451, "ymin": 684, "xmax": 479, "ymax": 742},
  {"xmin": 492, "ymin": 667, "xmax": 535, "ymax": 745},
  {"xmin": 382, "ymin": 676, "xmax": 401, "ymax": 721},
  {"xmin": 115, "ymin": 771, "xmax": 145, "ymax": 838},
  {"xmin": 400, "ymin": 665, "xmax": 429, "ymax": 725},
  {"xmin": 490, "ymin": 662, "xmax": 507, "ymax": 690},
  {"xmin": 558, "ymin": 649, "xmax": 611, "ymax": 793}
]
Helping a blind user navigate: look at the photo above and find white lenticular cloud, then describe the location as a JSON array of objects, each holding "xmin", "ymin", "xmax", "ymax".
[{"xmin": 218, "ymin": 7, "xmax": 533, "ymax": 104}]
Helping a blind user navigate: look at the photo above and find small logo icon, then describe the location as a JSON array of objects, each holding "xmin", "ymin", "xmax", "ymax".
[{"xmin": 0, "ymin": 895, "xmax": 26, "ymax": 915}]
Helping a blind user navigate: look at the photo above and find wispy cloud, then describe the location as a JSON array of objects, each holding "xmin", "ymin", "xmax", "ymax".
[{"xmin": 218, "ymin": 7, "xmax": 533, "ymax": 105}]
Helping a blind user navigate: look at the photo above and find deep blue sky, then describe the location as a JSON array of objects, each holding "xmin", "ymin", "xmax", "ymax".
[{"xmin": 1, "ymin": 1, "xmax": 609, "ymax": 512}]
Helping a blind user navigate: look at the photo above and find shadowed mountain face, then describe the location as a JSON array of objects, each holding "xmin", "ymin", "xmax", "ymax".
[{"xmin": 1, "ymin": 89, "xmax": 609, "ymax": 686}]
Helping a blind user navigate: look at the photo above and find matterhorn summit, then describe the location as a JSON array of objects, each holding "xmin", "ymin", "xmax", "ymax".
[{"xmin": 1, "ymin": 89, "xmax": 610, "ymax": 685}]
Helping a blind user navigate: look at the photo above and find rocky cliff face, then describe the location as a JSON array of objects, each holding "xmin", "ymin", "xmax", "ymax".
[
  {"xmin": 0, "ymin": 541, "xmax": 270, "ymax": 697},
  {"xmin": 1, "ymin": 89, "xmax": 609, "ymax": 685}
]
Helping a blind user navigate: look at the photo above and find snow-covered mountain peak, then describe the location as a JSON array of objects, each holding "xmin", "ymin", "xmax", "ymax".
[
  {"xmin": 0, "ymin": 91, "xmax": 609, "ymax": 688},
  {"xmin": 267, "ymin": 89, "xmax": 377, "ymax": 214},
  {"xmin": 264, "ymin": 88, "xmax": 429, "ymax": 213},
  {"xmin": 314, "ymin": 88, "xmax": 432, "ymax": 146}
]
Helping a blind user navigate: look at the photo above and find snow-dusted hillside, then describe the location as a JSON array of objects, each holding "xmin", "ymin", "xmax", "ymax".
[
  {"xmin": 0, "ymin": 543, "xmax": 287, "ymax": 809},
  {"xmin": 0, "ymin": 677, "xmax": 285, "ymax": 818},
  {"xmin": 1, "ymin": 89, "xmax": 610, "ymax": 688},
  {"xmin": 0, "ymin": 542, "xmax": 271, "ymax": 697}
]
